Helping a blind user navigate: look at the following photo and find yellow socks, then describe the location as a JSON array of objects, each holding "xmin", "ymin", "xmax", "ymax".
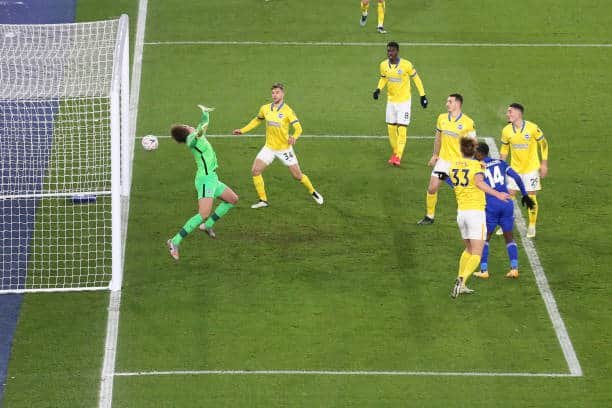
[
  {"xmin": 396, "ymin": 125, "xmax": 407, "ymax": 159},
  {"xmin": 528, "ymin": 194, "xmax": 538, "ymax": 227},
  {"xmin": 426, "ymin": 192, "xmax": 438, "ymax": 219},
  {"xmin": 252, "ymin": 175, "xmax": 267, "ymax": 202},
  {"xmin": 300, "ymin": 174, "xmax": 315, "ymax": 194},
  {"xmin": 460, "ymin": 254, "xmax": 482, "ymax": 283},
  {"xmin": 387, "ymin": 124, "xmax": 398, "ymax": 155},
  {"xmin": 377, "ymin": 1, "xmax": 385, "ymax": 27},
  {"xmin": 361, "ymin": 1, "xmax": 369, "ymax": 15},
  {"xmin": 458, "ymin": 250, "xmax": 470, "ymax": 276}
]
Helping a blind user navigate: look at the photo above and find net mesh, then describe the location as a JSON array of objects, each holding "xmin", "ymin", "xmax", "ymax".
[{"xmin": 1, "ymin": 19, "xmax": 122, "ymax": 291}]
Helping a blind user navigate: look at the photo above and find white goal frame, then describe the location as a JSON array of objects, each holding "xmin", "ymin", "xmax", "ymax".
[{"xmin": 0, "ymin": 15, "xmax": 131, "ymax": 294}]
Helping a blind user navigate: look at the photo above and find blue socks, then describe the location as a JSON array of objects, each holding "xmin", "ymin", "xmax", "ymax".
[
  {"xmin": 480, "ymin": 241, "xmax": 489, "ymax": 271},
  {"xmin": 507, "ymin": 241, "xmax": 518, "ymax": 269}
]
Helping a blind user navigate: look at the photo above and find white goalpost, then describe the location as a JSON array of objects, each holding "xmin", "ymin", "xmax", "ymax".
[{"xmin": 0, "ymin": 15, "xmax": 131, "ymax": 293}]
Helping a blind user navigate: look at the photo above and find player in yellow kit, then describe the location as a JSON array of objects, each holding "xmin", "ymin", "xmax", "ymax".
[
  {"xmin": 360, "ymin": 0, "xmax": 387, "ymax": 34},
  {"xmin": 447, "ymin": 137, "xmax": 511, "ymax": 298},
  {"xmin": 417, "ymin": 93, "xmax": 476, "ymax": 225},
  {"xmin": 373, "ymin": 42, "xmax": 427, "ymax": 166},
  {"xmin": 500, "ymin": 103, "xmax": 549, "ymax": 238},
  {"xmin": 233, "ymin": 83, "xmax": 324, "ymax": 209}
]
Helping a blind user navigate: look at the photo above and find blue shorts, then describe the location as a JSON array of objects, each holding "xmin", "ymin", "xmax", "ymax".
[{"xmin": 486, "ymin": 203, "xmax": 514, "ymax": 234}]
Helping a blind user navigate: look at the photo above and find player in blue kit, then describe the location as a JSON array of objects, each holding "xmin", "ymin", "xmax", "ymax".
[{"xmin": 473, "ymin": 142, "xmax": 535, "ymax": 279}]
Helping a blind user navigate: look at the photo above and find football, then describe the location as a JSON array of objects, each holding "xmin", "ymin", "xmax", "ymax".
[{"xmin": 141, "ymin": 135, "xmax": 158, "ymax": 151}]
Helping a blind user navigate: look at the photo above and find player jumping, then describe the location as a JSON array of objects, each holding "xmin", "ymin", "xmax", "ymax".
[{"xmin": 166, "ymin": 106, "xmax": 239, "ymax": 260}]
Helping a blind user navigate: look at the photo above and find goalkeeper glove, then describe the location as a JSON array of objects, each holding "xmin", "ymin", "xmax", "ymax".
[
  {"xmin": 197, "ymin": 104, "xmax": 215, "ymax": 112},
  {"xmin": 373, "ymin": 89, "xmax": 380, "ymax": 100},
  {"xmin": 521, "ymin": 195, "xmax": 536, "ymax": 209},
  {"xmin": 433, "ymin": 171, "xmax": 448, "ymax": 180},
  {"xmin": 420, "ymin": 95, "xmax": 428, "ymax": 108}
]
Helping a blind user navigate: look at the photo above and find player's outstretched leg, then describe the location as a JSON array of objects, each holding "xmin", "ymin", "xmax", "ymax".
[
  {"xmin": 199, "ymin": 186, "xmax": 239, "ymax": 238},
  {"xmin": 168, "ymin": 197, "xmax": 213, "ymax": 260},
  {"xmin": 289, "ymin": 164, "xmax": 324, "ymax": 205},
  {"xmin": 167, "ymin": 239, "xmax": 179, "ymax": 260},
  {"xmin": 168, "ymin": 213, "xmax": 202, "ymax": 261}
]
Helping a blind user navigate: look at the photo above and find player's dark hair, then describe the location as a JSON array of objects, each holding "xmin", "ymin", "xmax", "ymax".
[
  {"xmin": 271, "ymin": 82, "xmax": 285, "ymax": 91},
  {"xmin": 460, "ymin": 137, "xmax": 476, "ymax": 157},
  {"xmin": 387, "ymin": 41, "xmax": 399, "ymax": 50},
  {"xmin": 509, "ymin": 102, "xmax": 524, "ymax": 113},
  {"xmin": 449, "ymin": 93, "xmax": 463, "ymax": 104},
  {"xmin": 476, "ymin": 141, "xmax": 490, "ymax": 156},
  {"xmin": 170, "ymin": 125, "xmax": 190, "ymax": 143}
]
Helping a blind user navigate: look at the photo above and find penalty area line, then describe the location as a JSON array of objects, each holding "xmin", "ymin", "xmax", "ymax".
[
  {"xmin": 114, "ymin": 369, "xmax": 580, "ymax": 378},
  {"xmin": 484, "ymin": 137, "xmax": 582, "ymax": 377},
  {"xmin": 144, "ymin": 40, "xmax": 612, "ymax": 48},
  {"xmin": 138, "ymin": 134, "xmax": 435, "ymax": 140}
]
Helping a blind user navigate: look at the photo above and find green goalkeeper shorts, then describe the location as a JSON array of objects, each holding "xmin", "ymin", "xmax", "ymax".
[{"xmin": 195, "ymin": 172, "xmax": 227, "ymax": 199}]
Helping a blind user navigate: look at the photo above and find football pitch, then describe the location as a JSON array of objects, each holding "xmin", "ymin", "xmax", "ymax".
[{"xmin": 3, "ymin": 0, "xmax": 612, "ymax": 407}]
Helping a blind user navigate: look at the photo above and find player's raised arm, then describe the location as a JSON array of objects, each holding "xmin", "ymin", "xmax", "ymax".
[{"xmin": 195, "ymin": 105, "xmax": 214, "ymax": 138}]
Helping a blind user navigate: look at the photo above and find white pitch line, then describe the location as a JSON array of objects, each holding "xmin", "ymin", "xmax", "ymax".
[
  {"xmin": 138, "ymin": 134, "xmax": 435, "ymax": 139},
  {"xmin": 485, "ymin": 137, "xmax": 582, "ymax": 377},
  {"xmin": 145, "ymin": 40, "xmax": 612, "ymax": 48},
  {"xmin": 98, "ymin": 1, "xmax": 149, "ymax": 407},
  {"xmin": 114, "ymin": 369, "xmax": 579, "ymax": 378}
]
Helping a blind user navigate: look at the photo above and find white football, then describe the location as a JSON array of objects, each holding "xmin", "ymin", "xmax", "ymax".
[{"xmin": 141, "ymin": 135, "xmax": 158, "ymax": 151}]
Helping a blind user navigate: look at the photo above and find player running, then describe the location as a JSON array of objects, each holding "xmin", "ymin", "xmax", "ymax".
[
  {"xmin": 359, "ymin": 0, "xmax": 387, "ymax": 34},
  {"xmin": 472, "ymin": 142, "xmax": 535, "ymax": 279},
  {"xmin": 500, "ymin": 103, "xmax": 549, "ymax": 238},
  {"xmin": 166, "ymin": 106, "xmax": 239, "ymax": 260},
  {"xmin": 417, "ymin": 93, "xmax": 476, "ymax": 225},
  {"xmin": 233, "ymin": 83, "xmax": 323, "ymax": 209},
  {"xmin": 373, "ymin": 41, "xmax": 427, "ymax": 166},
  {"xmin": 445, "ymin": 137, "xmax": 511, "ymax": 299}
]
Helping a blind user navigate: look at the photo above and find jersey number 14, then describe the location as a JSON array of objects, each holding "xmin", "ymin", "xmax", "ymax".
[{"xmin": 485, "ymin": 166, "xmax": 505, "ymax": 187}]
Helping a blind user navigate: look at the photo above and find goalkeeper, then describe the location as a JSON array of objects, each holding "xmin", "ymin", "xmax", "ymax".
[{"xmin": 166, "ymin": 106, "xmax": 239, "ymax": 261}]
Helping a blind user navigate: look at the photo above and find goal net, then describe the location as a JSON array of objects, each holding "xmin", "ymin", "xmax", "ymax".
[{"xmin": 0, "ymin": 16, "xmax": 131, "ymax": 293}]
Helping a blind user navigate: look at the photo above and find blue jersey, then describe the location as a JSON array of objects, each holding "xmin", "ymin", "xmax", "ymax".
[{"xmin": 482, "ymin": 157, "xmax": 527, "ymax": 210}]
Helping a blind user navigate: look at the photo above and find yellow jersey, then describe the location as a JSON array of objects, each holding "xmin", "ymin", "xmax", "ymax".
[
  {"xmin": 450, "ymin": 158, "xmax": 486, "ymax": 211},
  {"xmin": 500, "ymin": 121, "xmax": 546, "ymax": 174},
  {"xmin": 242, "ymin": 102, "xmax": 301, "ymax": 150},
  {"xmin": 436, "ymin": 112, "xmax": 477, "ymax": 161},
  {"xmin": 378, "ymin": 58, "xmax": 419, "ymax": 103}
]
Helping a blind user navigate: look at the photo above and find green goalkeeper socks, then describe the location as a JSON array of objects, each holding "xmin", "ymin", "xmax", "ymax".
[
  {"xmin": 172, "ymin": 213, "xmax": 204, "ymax": 245},
  {"xmin": 204, "ymin": 202, "xmax": 234, "ymax": 228}
]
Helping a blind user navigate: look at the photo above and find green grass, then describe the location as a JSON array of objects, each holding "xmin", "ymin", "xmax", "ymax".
[{"xmin": 4, "ymin": 0, "xmax": 612, "ymax": 407}]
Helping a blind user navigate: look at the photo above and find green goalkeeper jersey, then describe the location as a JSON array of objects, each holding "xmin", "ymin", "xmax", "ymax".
[{"xmin": 187, "ymin": 111, "xmax": 218, "ymax": 176}]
